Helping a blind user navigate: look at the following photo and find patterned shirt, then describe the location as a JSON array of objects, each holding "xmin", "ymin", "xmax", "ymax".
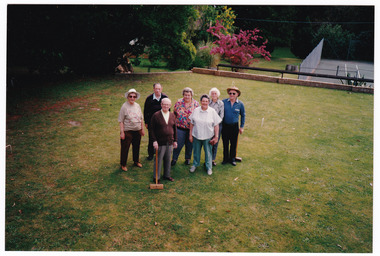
[
  {"xmin": 173, "ymin": 98, "xmax": 199, "ymax": 129},
  {"xmin": 209, "ymin": 99, "xmax": 224, "ymax": 120}
]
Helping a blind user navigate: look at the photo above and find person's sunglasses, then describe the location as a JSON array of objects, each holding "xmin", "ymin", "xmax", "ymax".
[
  {"xmin": 229, "ymin": 92, "xmax": 236, "ymax": 95},
  {"xmin": 129, "ymin": 95, "xmax": 137, "ymax": 98}
]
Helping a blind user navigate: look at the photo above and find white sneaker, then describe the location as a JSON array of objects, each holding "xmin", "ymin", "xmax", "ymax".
[
  {"xmin": 207, "ymin": 169, "xmax": 212, "ymax": 175},
  {"xmin": 190, "ymin": 166, "xmax": 196, "ymax": 173}
]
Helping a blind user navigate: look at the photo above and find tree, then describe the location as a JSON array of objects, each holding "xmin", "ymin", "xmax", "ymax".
[
  {"xmin": 7, "ymin": 5, "xmax": 198, "ymax": 75},
  {"xmin": 136, "ymin": 5, "xmax": 197, "ymax": 69},
  {"xmin": 233, "ymin": 6, "xmax": 297, "ymax": 52},
  {"xmin": 7, "ymin": 5, "xmax": 142, "ymax": 75},
  {"xmin": 190, "ymin": 5, "xmax": 237, "ymax": 46},
  {"xmin": 206, "ymin": 20, "xmax": 271, "ymax": 67}
]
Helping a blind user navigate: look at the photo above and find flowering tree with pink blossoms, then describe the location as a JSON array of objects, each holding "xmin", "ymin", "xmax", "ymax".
[{"xmin": 206, "ymin": 20, "xmax": 271, "ymax": 67}]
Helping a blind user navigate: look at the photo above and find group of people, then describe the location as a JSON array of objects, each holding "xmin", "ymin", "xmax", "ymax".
[{"xmin": 118, "ymin": 83, "xmax": 245, "ymax": 183}]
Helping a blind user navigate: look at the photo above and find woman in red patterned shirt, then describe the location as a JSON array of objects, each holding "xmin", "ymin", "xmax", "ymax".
[{"xmin": 171, "ymin": 87, "xmax": 199, "ymax": 166}]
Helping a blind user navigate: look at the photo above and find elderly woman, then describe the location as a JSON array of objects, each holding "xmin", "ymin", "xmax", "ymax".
[
  {"xmin": 118, "ymin": 88, "xmax": 145, "ymax": 171},
  {"xmin": 209, "ymin": 87, "xmax": 224, "ymax": 166},
  {"xmin": 189, "ymin": 94, "xmax": 222, "ymax": 175},
  {"xmin": 171, "ymin": 87, "xmax": 199, "ymax": 166}
]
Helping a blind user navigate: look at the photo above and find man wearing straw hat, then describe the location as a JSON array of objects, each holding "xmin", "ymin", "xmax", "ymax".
[{"xmin": 222, "ymin": 86, "xmax": 245, "ymax": 166}]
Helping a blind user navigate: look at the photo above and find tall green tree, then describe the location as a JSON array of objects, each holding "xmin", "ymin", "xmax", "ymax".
[
  {"xmin": 7, "ymin": 5, "xmax": 198, "ymax": 75},
  {"xmin": 135, "ymin": 5, "xmax": 197, "ymax": 69}
]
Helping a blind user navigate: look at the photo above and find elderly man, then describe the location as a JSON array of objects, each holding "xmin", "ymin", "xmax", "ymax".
[
  {"xmin": 150, "ymin": 98, "xmax": 177, "ymax": 183},
  {"xmin": 144, "ymin": 83, "xmax": 169, "ymax": 160},
  {"xmin": 222, "ymin": 86, "xmax": 245, "ymax": 166}
]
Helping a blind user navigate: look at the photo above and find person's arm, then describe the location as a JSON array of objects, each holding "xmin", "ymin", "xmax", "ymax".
[
  {"xmin": 139, "ymin": 105, "xmax": 145, "ymax": 136},
  {"xmin": 173, "ymin": 115, "xmax": 178, "ymax": 149},
  {"xmin": 239, "ymin": 102, "xmax": 245, "ymax": 134},
  {"xmin": 211, "ymin": 124, "xmax": 219, "ymax": 145},
  {"xmin": 219, "ymin": 101, "xmax": 224, "ymax": 120},
  {"xmin": 143, "ymin": 96, "xmax": 150, "ymax": 128},
  {"xmin": 140, "ymin": 119, "xmax": 145, "ymax": 136},
  {"xmin": 119, "ymin": 122, "xmax": 125, "ymax": 140},
  {"xmin": 152, "ymin": 120, "xmax": 159, "ymax": 150},
  {"xmin": 150, "ymin": 115, "xmax": 158, "ymax": 143},
  {"xmin": 189, "ymin": 123, "xmax": 194, "ymax": 143}
]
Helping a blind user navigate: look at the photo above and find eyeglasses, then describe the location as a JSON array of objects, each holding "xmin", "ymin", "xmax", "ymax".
[
  {"xmin": 229, "ymin": 92, "xmax": 236, "ymax": 95},
  {"xmin": 128, "ymin": 95, "xmax": 137, "ymax": 98}
]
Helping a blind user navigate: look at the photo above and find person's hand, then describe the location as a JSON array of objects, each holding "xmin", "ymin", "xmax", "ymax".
[
  {"xmin": 153, "ymin": 141, "xmax": 159, "ymax": 150},
  {"xmin": 173, "ymin": 142, "xmax": 178, "ymax": 149},
  {"xmin": 189, "ymin": 135, "xmax": 193, "ymax": 143},
  {"xmin": 239, "ymin": 127, "xmax": 244, "ymax": 134},
  {"xmin": 120, "ymin": 132, "xmax": 125, "ymax": 140},
  {"xmin": 210, "ymin": 137, "xmax": 218, "ymax": 145},
  {"xmin": 145, "ymin": 124, "xmax": 148, "ymax": 129},
  {"xmin": 140, "ymin": 129, "xmax": 145, "ymax": 136}
]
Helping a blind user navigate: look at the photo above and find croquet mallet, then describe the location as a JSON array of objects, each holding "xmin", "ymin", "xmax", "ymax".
[
  {"xmin": 235, "ymin": 133, "xmax": 242, "ymax": 162},
  {"xmin": 150, "ymin": 148, "xmax": 163, "ymax": 189}
]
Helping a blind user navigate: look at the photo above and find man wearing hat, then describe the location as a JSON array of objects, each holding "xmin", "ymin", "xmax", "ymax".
[
  {"xmin": 118, "ymin": 88, "xmax": 145, "ymax": 171},
  {"xmin": 222, "ymin": 86, "xmax": 246, "ymax": 166}
]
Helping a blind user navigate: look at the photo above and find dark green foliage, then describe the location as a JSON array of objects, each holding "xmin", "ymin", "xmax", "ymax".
[
  {"xmin": 7, "ymin": 5, "xmax": 374, "ymax": 77},
  {"xmin": 8, "ymin": 5, "xmax": 142, "ymax": 75},
  {"xmin": 137, "ymin": 5, "xmax": 197, "ymax": 70},
  {"xmin": 290, "ymin": 21, "xmax": 315, "ymax": 59},
  {"xmin": 312, "ymin": 24, "xmax": 354, "ymax": 60},
  {"xmin": 350, "ymin": 31, "xmax": 374, "ymax": 61},
  {"xmin": 7, "ymin": 5, "xmax": 197, "ymax": 75}
]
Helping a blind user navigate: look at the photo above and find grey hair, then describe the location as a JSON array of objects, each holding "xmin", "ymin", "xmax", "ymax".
[
  {"xmin": 182, "ymin": 87, "xmax": 194, "ymax": 96},
  {"xmin": 209, "ymin": 87, "xmax": 221, "ymax": 98},
  {"xmin": 161, "ymin": 98, "xmax": 171, "ymax": 105}
]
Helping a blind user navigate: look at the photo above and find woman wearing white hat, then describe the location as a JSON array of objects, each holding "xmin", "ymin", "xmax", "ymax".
[{"xmin": 118, "ymin": 88, "xmax": 145, "ymax": 171}]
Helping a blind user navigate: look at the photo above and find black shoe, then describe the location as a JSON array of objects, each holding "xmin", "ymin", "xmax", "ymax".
[
  {"xmin": 212, "ymin": 161, "xmax": 217, "ymax": 166},
  {"xmin": 153, "ymin": 178, "xmax": 161, "ymax": 184},
  {"xmin": 171, "ymin": 160, "xmax": 177, "ymax": 166},
  {"xmin": 231, "ymin": 161, "xmax": 237, "ymax": 166},
  {"xmin": 222, "ymin": 161, "xmax": 228, "ymax": 165},
  {"xmin": 147, "ymin": 155, "xmax": 154, "ymax": 161},
  {"xmin": 185, "ymin": 159, "xmax": 191, "ymax": 165},
  {"xmin": 163, "ymin": 176, "xmax": 175, "ymax": 182}
]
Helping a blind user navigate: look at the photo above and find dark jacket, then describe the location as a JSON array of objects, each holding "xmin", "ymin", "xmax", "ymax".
[
  {"xmin": 143, "ymin": 93, "xmax": 168, "ymax": 127},
  {"xmin": 150, "ymin": 111, "xmax": 177, "ymax": 146}
]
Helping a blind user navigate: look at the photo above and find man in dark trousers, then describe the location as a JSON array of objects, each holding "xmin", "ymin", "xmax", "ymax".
[
  {"xmin": 144, "ymin": 83, "xmax": 168, "ymax": 160},
  {"xmin": 150, "ymin": 98, "xmax": 177, "ymax": 183},
  {"xmin": 222, "ymin": 86, "xmax": 245, "ymax": 166}
]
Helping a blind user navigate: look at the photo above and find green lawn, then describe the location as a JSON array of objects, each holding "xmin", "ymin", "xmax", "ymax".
[{"xmin": 5, "ymin": 70, "xmax": 373, "ymax": 252}]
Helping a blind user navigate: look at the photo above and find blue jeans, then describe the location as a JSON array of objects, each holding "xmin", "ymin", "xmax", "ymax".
[
  {"xmin": 193, "ymin": 137, "xmax": 213, "ymax": 170},
  {"xmin": 172, "ymin": 128, "xmax": 193, "ymax": 161}
]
